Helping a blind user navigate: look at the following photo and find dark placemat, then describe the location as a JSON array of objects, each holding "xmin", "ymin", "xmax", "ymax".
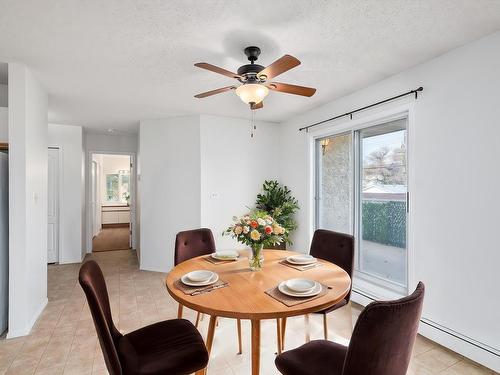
[
  {"xmin": 174, "ymin": 278, "xmax": 229, "ymax": 296},
  {"xmin": 279, "ymin": 259, "xmax": 323, "ymax": 272},
  {"xmin": 203, "ymin": 255, "xmax": 240, "ymax": 265},
  {"xmin": 265, "ymin": 283, "xmax": 329, "ymax": 307}
]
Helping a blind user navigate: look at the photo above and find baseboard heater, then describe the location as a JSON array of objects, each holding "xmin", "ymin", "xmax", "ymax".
[{"xmin": 352, "ymin": 288, "xmax": 500, "ymax": 371}]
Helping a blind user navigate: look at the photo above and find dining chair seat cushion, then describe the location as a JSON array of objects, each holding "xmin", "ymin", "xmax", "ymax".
[
  {"xmin": 315, "ymin": 298, "xmax": 348, "ymax": 315},
  {"xmin": 118, "ymin": 319, "xmax": 208, "ymax": 375},
  {"xmin": 275, "ymin": 339, "xmax": 347, "ymax": 375}
]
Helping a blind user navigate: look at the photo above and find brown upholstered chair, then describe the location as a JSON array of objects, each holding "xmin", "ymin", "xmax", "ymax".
[
  {"xmin": 79, "ymin": 260, "xmax": 208, "ymax": 375},
  {"xmin": 310, "ymin": 229, "xmax": 354, "ymax": 339},
  {"xmin": 280, "ymin": 229, "xmax": 354, "ymax": 350},
  {"xmin": 175, "ymin": 228, "xmax": 243, "ymax": 354},
  {"xmin": 275, "ymin": 282, "xmax": 425, "ymax": 375}
]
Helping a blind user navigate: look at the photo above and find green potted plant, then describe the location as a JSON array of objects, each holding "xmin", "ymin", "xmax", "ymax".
[{"xmin": 255, "ymin": 180, "xmax": 299, "ymax": 249}]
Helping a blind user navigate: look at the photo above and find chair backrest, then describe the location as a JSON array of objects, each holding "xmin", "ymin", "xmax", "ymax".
[
  {"xmin": 310, "ymin": 229, "xmax": 354, "ymax": 302},
  {"xmin": 79, "ymin": 260, "xmax": 123, "ymax": 375},
  {"xmin": 342, "ymin": 282, "xmax": 425, "ymax": 375},
  {"xmin": 174, "ymin": 228, "xmax": 216, "ymax": 265}
]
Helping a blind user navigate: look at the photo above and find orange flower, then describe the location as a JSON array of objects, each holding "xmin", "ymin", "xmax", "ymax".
[
  {"xmin": 264, "ymin": 226, "xmax": 273, "ymax": 234},
  {"xmin": 250, "ymin": 220, "xmax": 258, "ymax": 228}
]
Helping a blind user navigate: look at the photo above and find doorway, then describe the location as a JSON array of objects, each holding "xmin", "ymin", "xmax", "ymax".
[
  {"xmin": 47, "ymin": 147, "xmax": 60, "ymax": 263},
  {"xmin": 89, "ymin": 153, "xmax": 133, "ymax": 252}
]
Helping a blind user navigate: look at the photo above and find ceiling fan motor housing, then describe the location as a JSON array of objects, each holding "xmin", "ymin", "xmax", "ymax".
[{"xmin": 238, "ymin": 46, "xmax": 266, "ymax": 82}]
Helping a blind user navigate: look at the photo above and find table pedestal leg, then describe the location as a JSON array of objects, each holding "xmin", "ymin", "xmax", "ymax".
[
  {"xmin": 196, "ymin": 315, "xmax": 217, "ymax": 375},
  {"xmin": 251, "ymin": 319, "xmax": 261, "ymax": 375}
]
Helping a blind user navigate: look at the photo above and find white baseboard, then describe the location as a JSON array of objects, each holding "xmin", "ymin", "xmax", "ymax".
[
  {"xmin": 7, "ymin": 297, "xmax": 48, "ymax": 339},
  {"xmin": 351, "ymin": 290, "xmax": 500, "ymax": 372}
]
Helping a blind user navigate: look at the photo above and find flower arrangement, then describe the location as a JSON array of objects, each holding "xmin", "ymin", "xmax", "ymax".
[{"xmin": 224, "ymin": 210, "xmax": 286, "ymax": 271}]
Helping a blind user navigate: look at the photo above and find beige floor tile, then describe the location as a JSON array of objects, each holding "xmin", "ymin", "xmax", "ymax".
[
  {"xmin": 440, "ymin": 359, "xmax": 494, "ymax": 375},
  {"xmin": 0, "ymin": 249, "xmax": 496, "ymax": 375},
  {"xmin": 413, "ymin": 345, "xmax": 463, "ymax": 372}
]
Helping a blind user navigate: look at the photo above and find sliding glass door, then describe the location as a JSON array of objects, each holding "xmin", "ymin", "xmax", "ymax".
[{"xmin": 315, "ymin": 117, "xmax": 408, "ymax": 294}]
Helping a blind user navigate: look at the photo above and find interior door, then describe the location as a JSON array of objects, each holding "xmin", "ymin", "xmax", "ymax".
[
  {"xmin": 128, "ymin": 156, "xmax": 134, "ymax": 249},
  {"xmin": 91, "ymin": 161, "xmax": 101, "ymax": 237},
  {"xmin": 47, "ymin": 148, "xmax": 59, "ymax": 263},
  {"xmin": 0, "ymin": 152, "xmax": 8, "ymax": 334}
]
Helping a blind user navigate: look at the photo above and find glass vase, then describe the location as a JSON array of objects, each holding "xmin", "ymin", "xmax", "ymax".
[{"xmin": 248, "ymin": 243, "xmax": 264, "ymax": 271}]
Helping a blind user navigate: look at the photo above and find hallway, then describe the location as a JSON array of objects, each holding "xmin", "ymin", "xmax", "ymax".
[{"xmin": 92, "ymin": 226, "xmax": 130, "ymax": 252}]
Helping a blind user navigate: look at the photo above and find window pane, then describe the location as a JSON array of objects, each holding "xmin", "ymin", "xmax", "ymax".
[
  {"xmin": 359, "ymin": 119, "xmax": 407, "ymax": 286},
  {"xmin": 316, "ymin": 133, "xmax": 353, "ymax": 234},
  {"xmin": 106, "ymin": 174, "xmax": 119, "ymax": 202}
]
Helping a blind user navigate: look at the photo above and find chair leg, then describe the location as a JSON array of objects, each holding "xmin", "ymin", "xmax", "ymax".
[
  {"xmin": 305, "ymin": 314, "xmax": 310, "ymax": 343},
  {"xmin": 323, "ymin": 314, "xmax": 328, "ymax": 340},
  {"xmin": 281, "ymin": 317, "xmax": 287, "ymax": 351},
  {"xmin": 237, "ymin": 319, "xmax": 242, "ymax": 354},
  {"xmin": 177, "ymin": 303, "xmax": 183, "ymax": 319},
  {"xmin": 276, "ymin": 318, "xmax": 282, "ymax": 354},
  {"xmin": 195, "ymin": 312, "xmax": 201, "ymax": 328}
]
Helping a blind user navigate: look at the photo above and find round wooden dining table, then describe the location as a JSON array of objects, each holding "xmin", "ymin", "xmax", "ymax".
[{"xmin": 165, "ymin": 249, "xmax": 351, "ymax": 375}]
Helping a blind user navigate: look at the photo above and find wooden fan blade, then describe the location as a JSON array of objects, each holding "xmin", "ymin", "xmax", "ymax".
[
  {"xmin": 194, "ymin": 86, "xmax": 236, "ymax": 98},
  {"xmin": 194, "ymin": 63, "xmax": 241, "ymax": 79},
  {"xmin": 267, "ymin": 82, "xmax": 316, "ymax": 97},
  {"xmin": 250, "ymin": 101, "xmax": 263, "ymax": 110},
  {"xmin": 257, "ymin": 55, "xmax": 300, "ymax": 80}
]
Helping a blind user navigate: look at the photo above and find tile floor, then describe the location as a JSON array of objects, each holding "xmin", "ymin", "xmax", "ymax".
[{"xmin": 0, "ymin": 249, "xmax": 496, "ymax": 375}]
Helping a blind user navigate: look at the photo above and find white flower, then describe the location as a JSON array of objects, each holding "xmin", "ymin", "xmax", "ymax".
[
  {"xmin": 234, "ymin": 226, "xmax": 243, "ymax": 235},
  {"xmin": 243, "ymin": 226, "xmax": 250, "ymax": 234},
  {"xmin": 250, "ymin": 230, "xmax": 261, "ymax": 241},
  {"xmin": 257, "ymin": 218, "xmax": 266, "ymax": 226},
  {"xmin": 265, "ymin": 218, "xmax": 273, "ymax": 225}
]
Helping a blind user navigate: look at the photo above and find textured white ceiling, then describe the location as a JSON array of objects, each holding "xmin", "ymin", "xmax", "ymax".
[{"xmin": 0, "ymin": 1, "xmax": 499, "ymax": 132}]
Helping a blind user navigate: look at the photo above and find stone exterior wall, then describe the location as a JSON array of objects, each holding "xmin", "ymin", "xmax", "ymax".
[{"xmin": 319, "ymin": 134, "xmax": 352, "ymax": 234}]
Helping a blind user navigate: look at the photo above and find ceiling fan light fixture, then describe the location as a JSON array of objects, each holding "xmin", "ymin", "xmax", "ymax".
[{"xmin": 235, "ymin": 83, "xmax": 269, "ymax": 105}]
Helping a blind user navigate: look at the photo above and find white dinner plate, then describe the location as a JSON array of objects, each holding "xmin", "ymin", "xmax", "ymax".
[
  {"xmin": 211, "ymin": 251, "xmax": 239, "ymax": 261},
  {"xmin": 285, "ymin": 278, "xmax": 316, "ymax": 293},
  {"xmin": 286, "ymin": 255, "xmax": 317, "ymax": 265},
  {"xmin": 181, "ymin": 272, "xmax": 219, "ymax": 287},
  {"xmin": 278, "ymin": 280, "xmax": 322, "ymax": 298},
  {"xmin": 186, "ymin": 270, "xmax": 214, "ymax": 282}
]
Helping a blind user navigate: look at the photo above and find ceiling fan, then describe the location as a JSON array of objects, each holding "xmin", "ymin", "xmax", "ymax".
[{"xmin": 194, "ymin": 46, "xmax": 316, "ymax": 110}]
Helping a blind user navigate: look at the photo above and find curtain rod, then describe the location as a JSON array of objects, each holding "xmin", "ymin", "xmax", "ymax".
[{"xmin": 299, "ymin": 86, "xmax": 423, "ymax": 132}]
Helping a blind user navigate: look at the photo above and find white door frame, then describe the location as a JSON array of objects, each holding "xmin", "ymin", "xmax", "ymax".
[
  {"xmin": 47, "ymin": 146, "xmax": 62, "ymax": 263},
  {"xmin": 86, "ymin": 151, "xmax": 136, "ymax": 253}
]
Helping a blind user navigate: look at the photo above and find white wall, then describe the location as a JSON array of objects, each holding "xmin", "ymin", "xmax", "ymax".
[
  {"xmin": 85, "ymin": 132, "xmax": 137, "ymax": 153},
  {"xmin": 139, "ymin": 114, "xmax": 280, "ymax": 272},
  {"xmin": 8, "ymin": 63, "xmax": 48, "ymax": 338},
  {"xmin": 0, "ymin": 84, "xmax": 7, "ymax": 107},
  {"xmin": 48, "ymin": 124, "xmax": 84, "ymax": 264},
  {"xmin": 200, "ymin": 115, "xmax": 280, "ymax": 249},
  {"xmin": 277, "ymin": 31, "xmax": 500, "ymax": 370},
  {"xmin": 139, "ymin": 116, "xmax": 201, "ymax": 272}
]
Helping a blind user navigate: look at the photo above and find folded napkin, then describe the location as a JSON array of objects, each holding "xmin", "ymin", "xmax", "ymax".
[
  {"xmin": 279, "ymin": 259, "xmax": 323, "ymax": 272},
  {"xmin": 174, "ymin": 278, "xmax": 229, "ymax": 296},
  {"xmin": 265, "ymin": 283, "xmax": 329, "ymax": 307},
  {"xmin": 203, "ymin": 255, "xmax": 239, "ymax": 265}
]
